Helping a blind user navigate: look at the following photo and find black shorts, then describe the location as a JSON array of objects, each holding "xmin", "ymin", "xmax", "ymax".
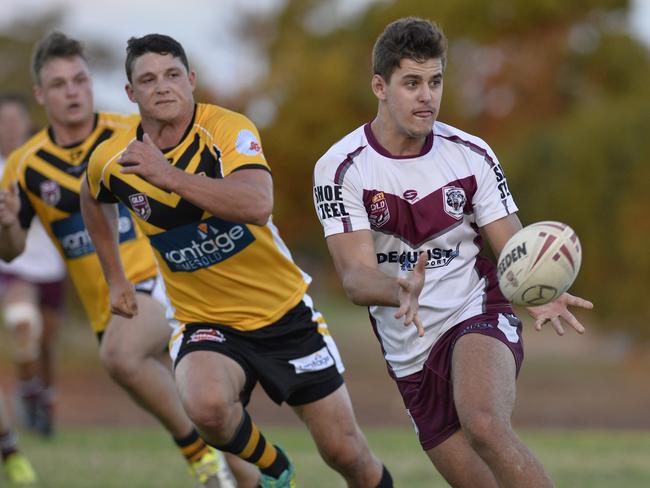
[{"xmin": 174, "ymin": 299, "xmax": 345, "ymax": 407}]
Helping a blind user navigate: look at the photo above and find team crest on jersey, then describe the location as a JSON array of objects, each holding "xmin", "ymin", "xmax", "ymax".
[
  {"xmin": 443, "ymin": 186, "xmax": 466, "ymax": 220},
  {"xmin": 187, "ymin": 328, "xmax": 226, "ymax": 344},
  {"xmin": 368, "ymin": 191, "xmax": 390, "ymax": 228},
  {"xmin": 39, "ymin": 180, "xmax": 61, "ymax": 207},
  {"xmin": 235, "ymin": 129, "xmax": 263, "ymax": 156},
  {"xmin": 128, "ymin": 193, "xmax": 151, "ymax": 221}
]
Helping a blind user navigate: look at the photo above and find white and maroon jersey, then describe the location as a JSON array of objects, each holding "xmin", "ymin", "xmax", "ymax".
[
  {"xmin": 314, "ymin": 121, "xmax": 518, "ymax": 378},
  {"xmin": 0, "ymin": 156, "xmax": 65, "ymax": 283}
]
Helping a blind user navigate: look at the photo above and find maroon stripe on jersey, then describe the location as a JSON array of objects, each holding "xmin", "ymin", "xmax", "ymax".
[
  {"xmin": 334, "ymin": 145, "xmax": 365, "ymax": 185},
  {"xmin": 368, "ymin": 312, "xmax": 396, "ymax": 379},
  {"xmin": 438, "ymin": 134, "xmax": 496, "ymax": 168},
  {"xmin": 474, "ymin": 255, "xmax": 512, "ymax": 313},
  {"xmin": 364, "ymin": 123, "xmax": 433, "ymax": 159},
  {"xmin": 342, "ymin": 216, "xmax": 352, "ymax": 233},
  {"xmin": 361, "ymin": 176, "xmax": 477, "ymax": 248}
]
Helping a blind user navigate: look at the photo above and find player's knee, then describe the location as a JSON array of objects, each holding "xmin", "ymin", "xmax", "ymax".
[
  {"xmin": 4, "ymin": 303, "xmax": 43, "ymax": 362},
  {"xmin": 319, "ymin": 427, "xmax": 370, "ymax": 475},
  {"xmin": 461, "ymin": 410, "xmax": 510, "ymax": 451},
  {"xmin": 99, "ymin": 339, "xmax": 140, "ymax": 382},
  {"xmin": 182, "ymin": 391, "xmax": 236, "ymax": 436}
]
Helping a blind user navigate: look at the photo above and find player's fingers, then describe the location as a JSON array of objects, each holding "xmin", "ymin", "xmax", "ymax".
[
  {"xmin": 143, "ymin": 132, "xmax": 156, "ymax": 147},
  {"xmin": 567, "ymin": 294, "xmax": 594, "ymax": 310},
  {"xmin": 414, "ymin": 314, "xmax": 425, "ymax": 337},
  {"xmin": 550, "ymin": 316, "xmax": 565, "ymax": 336},
  {"xmin": 534, "ymin": 318, "xmax": 546, "ymax": 331},
  {"xmin": 415, "ymin": 252, "xmax": 427, "ymax": 273},
  {"xmin": 562, "ymin": 310, "xmax": 586, "ymax": 334},
  {"xmin": 394, "ymin": 303, "xmax": 407, "ymax": 320}
]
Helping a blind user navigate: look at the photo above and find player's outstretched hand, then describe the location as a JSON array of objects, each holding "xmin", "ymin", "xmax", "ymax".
[
  {"xmin": 395, "ymin": 252, "xmax": 427, "ymax": 337},
  {"xmin": 0, "ymin": 181, "xmax": 20, "ymax": 228},
  {"xmin": 110, "ymin": 278, "xmax": 138, "ymax": 319},
  {"xmin": 118, "ymin": 133, "xmax": 178, "ymax": 191},
  {"xmin": 526, "ymin": 292, "xmax": 593, "ymax": 336}
]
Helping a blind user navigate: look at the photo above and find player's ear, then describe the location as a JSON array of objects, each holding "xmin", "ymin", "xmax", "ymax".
[
  {"xmin": 125, "ymin": 83, "xmax": 136, "ymax": 103},
  {"xmin": 188, "ymin": 70, "xmax": 197, "ymax": 91},
  {"xmin": 33, "ymin": 84, "xmax": 44, "ymax": 105},
  {"xmin": 371, "ymin": 74, "xmax": 387, "ymax": 101}
]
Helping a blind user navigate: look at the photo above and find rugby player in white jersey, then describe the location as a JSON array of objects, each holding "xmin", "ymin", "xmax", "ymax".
[{"xmin": 314, "ymin": 17, "xmax": 593, "ymax": 488}]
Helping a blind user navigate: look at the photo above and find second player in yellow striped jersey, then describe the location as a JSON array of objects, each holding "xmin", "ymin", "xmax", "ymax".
[
  {"xmin": 1, "ymin": 112, "xmax": 157, "ymax": 332},
  {"xmin": 87, "ymin": 103, "xmax": 309, "ymax": 330}
]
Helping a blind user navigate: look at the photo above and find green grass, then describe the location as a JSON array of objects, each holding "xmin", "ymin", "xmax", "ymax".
[{"xmin": 10, "ymin": 426, "xmax": 650, "ymax": 487}]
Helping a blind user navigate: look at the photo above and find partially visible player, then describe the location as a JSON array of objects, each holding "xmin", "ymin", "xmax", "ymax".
[
  {"xmin": 0, "ymin": 32, "xmax": 257, "ymax": 487},
  {"xmin": 82, "ymin": 33, "xmax": 394, "ymax": 488},
  {"xmin": 0, "ymin": 94, "xmax": 66, "ymax": 437},
  {"xmin": 314, "ymin": 17, "xmax": 593, "ymax": 487}
]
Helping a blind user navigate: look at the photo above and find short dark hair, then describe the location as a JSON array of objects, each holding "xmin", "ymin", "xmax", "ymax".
[
  {"xmin": 31, "ymin": 32, "xmax": 86, "ymax": 84},
  {"xmin": 0, "ymin": 93, "xmax": 30, "ymax": 112},
  {"xmin": 372, "ymin": 17, "xmax": 447, "ymax": 82},
  {"xmin": 125, "ymin": 34, "xmax": 190, "ymax": 82}
]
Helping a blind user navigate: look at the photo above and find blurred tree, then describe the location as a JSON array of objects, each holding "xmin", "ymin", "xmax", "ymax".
[{"xmin": 240, "ymin": 0, "xmax": 650, "ymax": 338}]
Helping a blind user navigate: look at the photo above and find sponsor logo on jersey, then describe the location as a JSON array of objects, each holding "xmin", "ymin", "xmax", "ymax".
[
  {"xmin": 39, "ymin": 180, "xmax": 61, "ymax": 207},
  {"xmin": 369, "ymin": 191, "xmax": 390, "ymax": 228},
  {"xmin": 314, "ymin": 184, "xmax": 349, "ymax": 220},
  {"xmin": 289, "ymin": 346, "xmax": 335, "ymax": 374},
  {"xmin": 149, "ymin": 217, "xmax": 255, "ymax": 272},
  {"xmin": 403, "ymin": 189, "xmax": 418, "ymax": 201},
  {"xmin": 50, "ymin": 205, "xmax": 136, "ymax": 259},
  {"xmin": 235, "ymin": 129, "xmax": 263, "ymax": 156},
  {"xmin": 128, "ymin": 192, "xmax": 152, "ymax": 221},
  {"xmin": 376, "ymin": 243, "xmax": 461, "ymax": 271},
  {"xmin": 187, "ymin": 328, "xmax": 226, "ymax": 344},
  {"xmin": 443, "ymin": 186, "xmax": 466, "ymax": 219}
]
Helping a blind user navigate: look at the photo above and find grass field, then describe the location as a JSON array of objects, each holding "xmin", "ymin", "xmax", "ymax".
[{"xmin": 10, "ymin": 426, "xmax": 650, "ymax": 487}]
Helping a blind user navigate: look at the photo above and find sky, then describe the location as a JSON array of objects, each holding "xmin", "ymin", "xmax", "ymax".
[{"xmin": 0, "ymin": 0, "xmax": 649, "ymax": 114}]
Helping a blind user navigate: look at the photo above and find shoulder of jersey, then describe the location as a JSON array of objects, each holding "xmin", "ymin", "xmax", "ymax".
[
  {"xmin": 98, "ymin": 111, "xmax": 140, "ymax": 130},
  {"xmin": 196, "ymin": 103, "xmax": 250, "ymax": 131},
  {"xmin": 434, "ymin": 120, "xmax": 492, "ymax": 152},
  {"xmin": 316, "ymin": 124, "xmax": 366, "ymax": 168}
]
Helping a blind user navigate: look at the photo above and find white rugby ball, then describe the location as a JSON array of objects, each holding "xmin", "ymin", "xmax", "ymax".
[{"xmin": 497, "ymin": 221, "xmax": 581, "ymax": 306}]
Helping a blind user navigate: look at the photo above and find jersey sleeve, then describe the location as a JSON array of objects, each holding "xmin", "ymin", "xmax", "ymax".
[
  {"xmin": 471, "ymin": 145, "xmax": 518, "ymax": 227},
  {"xmin": 313, "ymin": 150, "xmax": 370, "ymax": 237},
  {"xmin": 214, "ymin": 113, "xmax": 270, "ymax": 176},
  {"xmin": 86, "ymin": 142, "xmax": 119, "ymax": 203}
]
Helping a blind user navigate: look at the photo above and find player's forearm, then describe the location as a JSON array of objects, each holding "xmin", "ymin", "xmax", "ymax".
[
  {"xmin": 0, "ymin": 222, "xmax": 27, "ymax": 261},
  {"xmin": 341, "ymin": 265, "xmax": 401, "ymax": 307},
  {"xmin": 79, "ymin": 185, "xmax": 128, "ymax": 286},
  {"xmin": 167, "ymin": 169, "xmax": 272, "ymax": 225}
]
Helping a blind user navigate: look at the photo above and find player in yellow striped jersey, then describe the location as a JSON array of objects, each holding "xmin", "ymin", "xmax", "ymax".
[
  {"xmin": 0, "ymin": 32, "xmax": 257, "ymax": 488},
  {"xmin": 81, "ymin": 33, "xmax": 394, "ymax": 488}
]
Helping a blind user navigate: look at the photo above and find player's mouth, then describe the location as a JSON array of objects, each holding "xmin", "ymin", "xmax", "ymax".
[
  {"xmin": 413, "ymin": 109, "xmax": 434, "ymax": 119},
  {"xmin": 155, "ymin": 99, "xmax": 176, "ymax": 106}
]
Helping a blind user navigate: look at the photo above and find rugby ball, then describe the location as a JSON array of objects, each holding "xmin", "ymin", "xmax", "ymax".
[{"xmin": 497, "ymin": 221, "xmax": 581, "ymax": 306}]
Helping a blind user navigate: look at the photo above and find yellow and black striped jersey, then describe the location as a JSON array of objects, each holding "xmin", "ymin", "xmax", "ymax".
[
  {"xmin": 1, "ymin": 112, "xmax": 158, "ymax": 333},
  {"xmin": 86, "ymin": 103, "xmax": 310, "ymax": 331}
]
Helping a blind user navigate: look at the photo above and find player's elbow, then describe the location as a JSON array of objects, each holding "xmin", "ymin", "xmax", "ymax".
[{"xmin": 245, "ymin": 195, "xmax": 273, "ymax": 226}]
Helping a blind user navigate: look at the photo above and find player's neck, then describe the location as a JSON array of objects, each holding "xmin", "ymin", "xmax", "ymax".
[
  {"xmin": 49, "ymin": 117, "xmax": 95, "ymax": 147},
  {"xmin": 141, "ymin": 110, "xmax": 194, "ymax": 150},
  {"xmin": 370, "ymin": 117, "xmax": 428, "ymax": 157}
]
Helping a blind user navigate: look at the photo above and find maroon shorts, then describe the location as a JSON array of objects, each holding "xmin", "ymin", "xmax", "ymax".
[
  {"xmin": 395, "ymin": 312, "xmax": 524, "ymax": 450},
  {"xmin": 0, "ymin": 272, "xmax": 66, "ymax": 311}
]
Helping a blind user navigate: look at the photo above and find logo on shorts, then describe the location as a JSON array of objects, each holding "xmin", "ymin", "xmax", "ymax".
[
  {"xmin": 129, "ymin": 193, "xmax": 151, "ymax": 221},
  {"xmin": 443, "ymin": 186, "xmax": 466, "ymax": 220},
  {"xmin": 368, "ymin": 191, "xmax": 390, "ymax": 228},
  {"xmin": 39, "ymin": 180, "xmax": 61, "ymax": 207},
  {"xmin": 289, "ymin": 346, "xmax": 334, "ymax": 374},
  {"xmin": 188, "ymin": 329, "xmax": 226, "ymax": 344}
]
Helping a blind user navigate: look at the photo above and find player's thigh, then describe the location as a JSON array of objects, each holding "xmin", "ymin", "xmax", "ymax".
[
  {"xmin": 103, "ymin": 292, "xmax": 171, "ymax": 357},
  {"xmin": 451, "ymin": 333, "xmax": 517, "ymax": 423},
  {"xmin": 1, "ymin": 278, "xmax": 38, "ymax": 307},
  {"xmin": 292, "ymin": 383, "xmax": 367, "ymax": 452}
]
